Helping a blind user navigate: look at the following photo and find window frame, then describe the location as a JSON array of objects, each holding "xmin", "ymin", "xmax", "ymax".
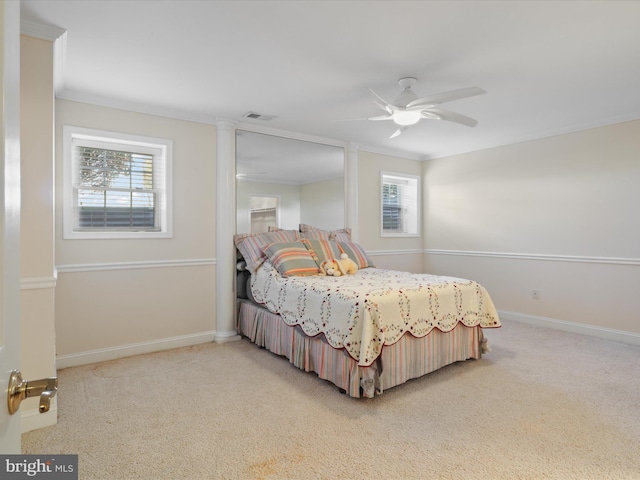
[
  {"xmin": 380, "ymin": 171, "xmax": 420, "ymax": 238},
  {"xmin": 63, "ymin": 125, "xmax": 173, "ymax": 239}
]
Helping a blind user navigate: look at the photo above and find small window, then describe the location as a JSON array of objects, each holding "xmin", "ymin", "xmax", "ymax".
[
  {"xmin": 381, "ymin": 172, "xmax": 419, "ymax": 237},
  {"xmin": 63, "ymin": 126, "xmax": 172, "ymax": 239}
]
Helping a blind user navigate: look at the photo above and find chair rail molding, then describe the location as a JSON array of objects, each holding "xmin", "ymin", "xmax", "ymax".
[
  {"xmin": 56, "ymin": 258, "xmax": 215, "ymax": 273},
  {"xmin": 423, "ymin": 249, "xmax": 640, "ymax": 266}
]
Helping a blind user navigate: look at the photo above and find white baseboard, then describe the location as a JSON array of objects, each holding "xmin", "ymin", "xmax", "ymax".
[
  {"xmin": 56, "ymin": 331, "xmax": 216, "ymax": 369},
  {"xmin": 22, "ymin": 405, "xmax": 57, "ymax": 434},
  {"xmin": 498, "ymin": 310, "xmax": 640, "ymax": 347},
  {"xmin": 213, "ymin": 331, "xmax": 242, "ymax": 344}
]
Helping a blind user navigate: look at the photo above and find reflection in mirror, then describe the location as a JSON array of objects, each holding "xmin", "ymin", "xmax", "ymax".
[
  {"xmin": 249, "ymin": 195, "xmax": 278, "ymax": 234},
  {"xmin": 236, "ymin": 130, "xmax": 344, "ymax": 234}
]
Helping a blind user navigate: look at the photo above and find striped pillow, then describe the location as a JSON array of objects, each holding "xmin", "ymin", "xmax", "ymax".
[
  {"xmin": 262, "ymin": 241, "xmax": 321, "ymax": 277},
  {"xmin": 299, "ymin": 224, "xmax": 351, "ymax": 242},
  {"xmin": 337, "ymin": 241, "xmax": 375, "ymax": 269},
  {"xmin": 233, "ymin": 230, "xmax": 300, "ymax": 273},
  {"xmin": 301, "ymin": 238, "xmax": 342, "ymax": 266}
]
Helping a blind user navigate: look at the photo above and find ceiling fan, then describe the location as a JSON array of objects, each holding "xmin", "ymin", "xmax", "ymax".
[{"xmin": 368, "ymin": 77, "xmax": 486, "ymax": 138}]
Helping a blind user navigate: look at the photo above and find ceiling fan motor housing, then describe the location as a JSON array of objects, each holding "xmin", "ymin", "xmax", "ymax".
[{"xmin": 394, "ymin": 77, "xmax": 419, "ymax": 107}]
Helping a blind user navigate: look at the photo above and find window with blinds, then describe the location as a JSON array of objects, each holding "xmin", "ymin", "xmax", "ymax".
[
  {"xmin": 75, "ymin": 147, "xmax": 156, "ymax": 230},
  {"xmin": 381, "ymin": 172, "xmax": 419, "ymax": 236},
  {"xmin": 63, "ymin": 126, "xmax": 172, "ymax": 239}
]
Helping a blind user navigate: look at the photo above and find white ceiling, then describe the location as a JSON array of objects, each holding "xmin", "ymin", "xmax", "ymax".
[{"xmin": 21, "ymin": 0, "xmax": 640, "ymax": 161}]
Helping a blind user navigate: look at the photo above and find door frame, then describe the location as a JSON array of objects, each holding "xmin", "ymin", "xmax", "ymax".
[{"xmin": 0, "ymin": 0, "xmax": 23, "ymax": 454}]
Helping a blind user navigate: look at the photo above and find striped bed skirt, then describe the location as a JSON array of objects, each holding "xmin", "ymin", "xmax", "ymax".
[{"xmin": 237, "ymin": 299, "xmax": 485, "ymax": 398}]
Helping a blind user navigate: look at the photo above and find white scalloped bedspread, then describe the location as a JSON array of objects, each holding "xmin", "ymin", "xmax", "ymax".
[{"xmin": 250, "ymin": 261, "xmax": 501, "ymax": 367}]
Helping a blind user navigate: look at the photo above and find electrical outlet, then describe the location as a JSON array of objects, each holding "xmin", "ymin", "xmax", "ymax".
[{"xmin": 532, "ymin": 289, "xmax": 540, "ymax": 300}]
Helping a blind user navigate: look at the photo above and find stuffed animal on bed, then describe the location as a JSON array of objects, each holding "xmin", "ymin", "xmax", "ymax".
[
  {"xmin": 321, "ymin": 259, "xmax": 341, "ymax": 276},
  {"xmin": 321, "ymin": 253, "xmax": 358, "ymax": 276},
  {"xmin": 337, "ymin": 253, "xmax": 358, "ymax": 275}
]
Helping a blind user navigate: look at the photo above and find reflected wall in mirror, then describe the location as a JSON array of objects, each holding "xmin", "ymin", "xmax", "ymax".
[{"xmin": 236, "ymin": 130, "xmax": 344, "ymax": 234}]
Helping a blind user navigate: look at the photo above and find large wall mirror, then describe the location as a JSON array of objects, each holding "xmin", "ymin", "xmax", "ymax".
[{"xmin": 236, "ymin": 130, "xmax": 345, "ymax": 234}]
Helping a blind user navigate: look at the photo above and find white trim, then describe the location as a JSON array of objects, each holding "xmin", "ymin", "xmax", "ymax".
[
  {"xmin": 420, "ymin": 114, "xmax": 640, "ymax": 161},
  {"xmin": 213, "ymin": 331, "xmax": 241, "ymax": 344},
  {"xmin": 56, "ymin": 331, "xmax": 216, "ymax": 369},
  {"xmin": 368, "ymin": 249, "xmax": 423, "ymax": 257},
  {"xmin": 215, "ymin": 121, "xmax": 238, "ymax": 343},
  {"xmin": 380, "ymin": 171, "xmax": 420, "ymax": 238},
  {"xmin": 55, "ymin": 92, "xmax": 421, "ymax": 161},
  {"xmin": 56, "ymin": 258, "xmax": 215, "ymax": 274},
  {"xmin": 345, "ymin": 143, "xmax": 359, "ymax": 242},
  {"xmin": 58, "ymin": 87, "xmax": 639, "ymax": 164},
  {"xmin": 20, "ymin": 276, "xmax": 57, "ymax": 290},
  {"xmin": 234, "ymin": 122, "xmax": 346, "ymax": 150},
  {"xmin": 498, "ymin": 310, "xmax": 640, "ymax": 347},
  {"xmin": 62, "ymin": 125, "xmax": 173, "ymax": 240},
  {"xmin": 21, "ymin": 405, "xmax": 57, "ymax": 434},
  {"xmin": 20, "ymin": 19, "xmax": 66, "ymax": 41},
  {"xmin": 53, "ymin": 31, "xmax": 67, "ymax": 96},
  {"xmin": 58, "ymin": 89, "xmax": 218, "ymax": 125},
  {"xmin": 20, "ymin": 21, "xmax": 68, "ymax": 97},
  {"xmin": 235, "ymin": 122, "xmax": 425, "ymax": 160},
  {"xmin": 357, "ymin": 144, "xmax": 422, "ymax": 161},
  {"xmin": 423, "ymin": 249, "xmax": 640, "ymax": 266}
]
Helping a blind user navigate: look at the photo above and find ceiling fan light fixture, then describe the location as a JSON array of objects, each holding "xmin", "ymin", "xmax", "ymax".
[{"xmin": 392, "ymin": 110, "xmax": 421, "ymax": 126}]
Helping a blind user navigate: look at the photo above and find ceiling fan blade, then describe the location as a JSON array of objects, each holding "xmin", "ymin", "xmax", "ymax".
[
  {"xmin": 390, "ymin": 126, "xmax": 408, "ymax": 139},
  {"xmin": 369, "ymin": 88, "xmax": 394, "ymax": 114},
  {"xmin": 421, "ymin": 108, "xmax": 478, "ymax": 127},
  {"xmin": 368, "ymin": 114, "xmax": 393, "ymax": 121},
  {"xmin": 406, "ymin": 86, "xmax": 486, "ymax": 109}
]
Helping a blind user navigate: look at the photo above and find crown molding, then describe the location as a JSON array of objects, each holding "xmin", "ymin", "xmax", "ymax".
[
  {"xmin": 57, "ymin": 89, "xmax": 218, "ymax": 125},
  {"xmin": 57, "ymin": 91, "xmax": 420, "ymax": 160},
  {"xmin": 21, "ymin": 20, "xmax": 68, "ymax": 97},
  {"xmin": 20, "ymin": 19, "xmax": 66, "ymax": 41},
  {"xmin": 421, "ymin": 113, "xmax": 640, "ymax": 161},
  {"xmin": 234, "ymin": 121, "xmax": 347, "ymax": 149}
]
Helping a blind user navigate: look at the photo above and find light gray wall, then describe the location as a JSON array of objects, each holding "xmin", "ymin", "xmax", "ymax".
[
  {"xmin": 300, "ymin": 177, "xmax": 344, "ymax": 231},
  {"xmin": 21, "ymin": 34, "xmax": 57, "ymax": 429},
  {"xmin": 356, "ymin": 150, "xmax": 424, "ymax": 273},
  {"xmin": 55, "ymin": 99, "xmax": 217, "ymax": 361},
  {"xmin": 49, "ymin": 97, "xmax": 640, "ymax": 364},
  {"xmin": 423, "ymin": 120, "xmax": 640, "ymax": 335}
]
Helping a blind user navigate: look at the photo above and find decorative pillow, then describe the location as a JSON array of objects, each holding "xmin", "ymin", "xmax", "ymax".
[
  {"xmin": 301, "ymin": 238, "xmax": 342, "ymax": 267},
  {"xmin": 299, "ymin": 224, "xmax": 351, "ymax": 242},
  {"xmin": 262, "ymin": 241, "xmax": 321, "ymax": 277},
  {"xmin": 337, "ymin": 241, "xmax": 375, "ymax": 269},
  {"xmin": 329, "ymin": 228, "xmax": 351, "ymax": 242},
  {"xmin": 233, "ymin": 230, "xmax": 300, "ymax": 273}
]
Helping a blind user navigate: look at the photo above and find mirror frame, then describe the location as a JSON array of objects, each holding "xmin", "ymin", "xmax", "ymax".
[{"xmin": 214, "ymin": 120, "xmax": 358, "ymax": 341}]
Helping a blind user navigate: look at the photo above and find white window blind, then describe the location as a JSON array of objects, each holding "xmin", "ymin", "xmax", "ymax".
[
  {"xmin": 381, "ymin": 172, "xmax": 419, "ymax": 236},
  {"xmin": 63, "ymin": 126, "xmax": 172, "ymax": 239}
]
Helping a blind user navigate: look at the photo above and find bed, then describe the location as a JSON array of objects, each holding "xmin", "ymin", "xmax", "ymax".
[{"xmin": 234, "ymin": 226, "xmax": 501, "ymax": 398}]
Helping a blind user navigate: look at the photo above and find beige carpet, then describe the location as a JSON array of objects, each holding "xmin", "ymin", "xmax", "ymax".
[{"xmin": 23, "ymin": 320, "xmax": 640, "ymax": 480}]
